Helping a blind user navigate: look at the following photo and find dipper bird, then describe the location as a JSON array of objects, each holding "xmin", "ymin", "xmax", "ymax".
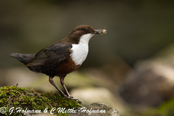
[{"xmin": 10, "ymin": 25, "xmax": 107, "ymax": 100}]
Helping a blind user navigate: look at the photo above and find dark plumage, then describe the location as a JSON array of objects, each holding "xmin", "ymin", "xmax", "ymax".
[
  {"xmin": 10, "ymin": 25, "xmax": 107, "ymax": 101},
  {"xmin": 10, "ymin": 53, "xmax": 35, "ymax": 65}
]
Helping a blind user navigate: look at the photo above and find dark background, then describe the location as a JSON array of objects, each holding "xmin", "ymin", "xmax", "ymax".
[
  {"xmin": 1, "ymin": 0, "xmax": 174, "ymax": 68},
  {"xmin": 0, "ymin": 0, "xmax": 174, "ymax": 115}
]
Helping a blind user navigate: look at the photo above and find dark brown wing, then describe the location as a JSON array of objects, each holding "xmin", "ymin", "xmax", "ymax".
[{"xmin": 26, "ymin": 43, "xmax": 72, "ymax": 66}]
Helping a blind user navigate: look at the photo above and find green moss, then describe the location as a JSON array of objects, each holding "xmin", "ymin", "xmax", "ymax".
[
  {"xmin": 138, "ymin": 99, "xmax": 174, "ymax": 116},
  {"xmin": 157, "ymin": 99, "xmax": 174, "ymax": 116},
  {"xmin": 0, "ymin": 86, "xmax": 81, "ymax": 116}
]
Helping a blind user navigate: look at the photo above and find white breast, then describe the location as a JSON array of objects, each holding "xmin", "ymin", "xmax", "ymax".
[{"xmin": 70, "ymin": 33, "xmax": 94, "ymax": 65}]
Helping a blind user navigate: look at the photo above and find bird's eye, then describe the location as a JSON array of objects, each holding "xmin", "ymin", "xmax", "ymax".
[{"xmin": 84, "ymin": 28, "xmax": 88, "ymax": 32}]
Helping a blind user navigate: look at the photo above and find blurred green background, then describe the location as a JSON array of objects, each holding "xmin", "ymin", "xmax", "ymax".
[{"xmin": 0, "ymin": 0, "xmax": 174, "ymax": 115}]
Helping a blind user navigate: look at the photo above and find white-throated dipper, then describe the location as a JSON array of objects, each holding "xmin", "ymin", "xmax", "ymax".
[{"xmin": 10, "ymin": 25, "xmax": 107, "ymax": 101}]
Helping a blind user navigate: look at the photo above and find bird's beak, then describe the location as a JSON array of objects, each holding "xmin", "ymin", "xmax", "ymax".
[{"xmin": 93, "ymin": 29, "xmax": 107, "ymax": 35}]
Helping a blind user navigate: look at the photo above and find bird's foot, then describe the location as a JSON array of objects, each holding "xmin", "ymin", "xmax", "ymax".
[{"xmin": 64, "ymin": 95, "xmax": 82, "ymax": 104}]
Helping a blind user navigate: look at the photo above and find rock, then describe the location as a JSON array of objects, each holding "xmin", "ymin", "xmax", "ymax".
[
  {"xmin": 119, "ymin": 60, "xmax": 174, "ymax": 107},
  {"xmin": 89, "ymin": 103, "xmax": 119, "ymax": 116},
  {"xmin": 70, "ymin": 87, "xmax": 126, "ymax": 115},
  {"xmin": 0, "ymin": 86, "xmax": 81, "ymax": 116},
  {"xmin": 32, "ymin": 114, "xmax": 52, "ymax": 116},
  {"xmin": 69, "ymin": 102, "xmax": 119, "ymax": 116}
]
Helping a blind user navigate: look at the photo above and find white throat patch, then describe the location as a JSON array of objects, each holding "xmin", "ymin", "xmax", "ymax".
[{"xmin": 70, "ymin": 33, "xmax": 94, "ymax": 65}]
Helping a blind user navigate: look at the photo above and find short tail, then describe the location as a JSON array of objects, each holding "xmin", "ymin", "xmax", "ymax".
[{"xmin": 9, "ymin": 53, "xmax": 35, "ymax": 65}]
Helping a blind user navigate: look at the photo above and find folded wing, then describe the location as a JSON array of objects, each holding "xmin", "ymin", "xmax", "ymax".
[{"xmin": 26, "ymin": 43, "xmax": 72, "ymax": 67}]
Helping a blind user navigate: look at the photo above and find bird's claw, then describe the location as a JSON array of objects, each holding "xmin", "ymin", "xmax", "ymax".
[{"xmin": 63, "ymin": 95, "xmax": 81, "ymax": 104}]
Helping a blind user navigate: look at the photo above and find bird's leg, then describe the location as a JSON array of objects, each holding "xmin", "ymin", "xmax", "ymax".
[
  {"xmin": 59, "ymin": 76, "xmax": 81, "ymax": 103},
  {"xmin": 60, "ymin": 76, "xmax": 71, "ymax": 98},
  {"xmin": 49, "ymin": 76, "xmax": 67, "ymax": 97}
]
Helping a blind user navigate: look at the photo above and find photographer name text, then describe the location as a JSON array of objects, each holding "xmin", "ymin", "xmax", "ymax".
[{"xmin": 0, "ymin": 107, "xmax": 106, "ymax": 115}]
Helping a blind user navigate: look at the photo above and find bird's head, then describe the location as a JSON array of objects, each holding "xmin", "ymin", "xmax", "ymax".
[{"xmin": 66, "ymin": 25, "xmax": 107, "ymax": 44}]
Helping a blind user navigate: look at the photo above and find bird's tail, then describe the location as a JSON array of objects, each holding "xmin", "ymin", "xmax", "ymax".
[{"xmin": 9, "ymin": 53, "xmax": 35, "ymax": 65}]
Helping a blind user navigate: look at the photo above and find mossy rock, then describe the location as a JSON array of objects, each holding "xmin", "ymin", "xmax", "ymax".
[{"xmin": 0, "ymin": 86, "xmax": 81, "ymax": 116}]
